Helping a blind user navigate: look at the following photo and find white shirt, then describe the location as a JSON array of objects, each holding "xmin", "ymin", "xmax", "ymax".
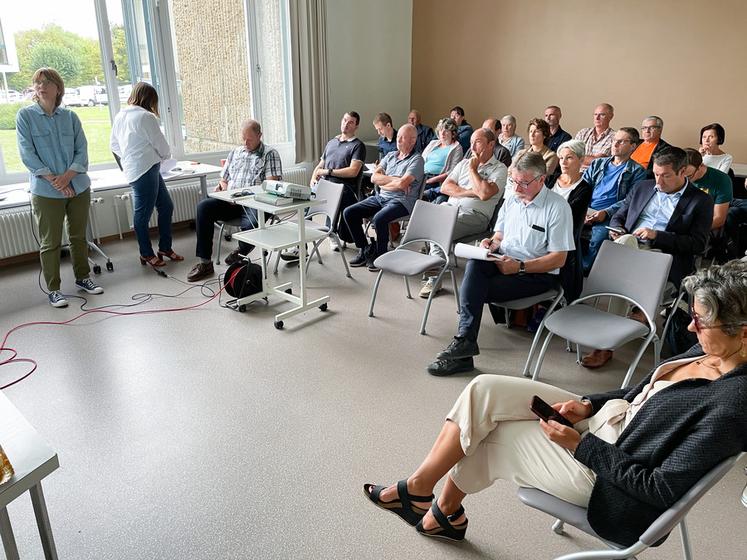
[
  {"xmin": 110, "ymin": 105, "xmax": 171, "ymax": 182},
  {"xmin": 701, "ymin": 153, "xmax": 733, "ymax": 174},
  {"xmin": 551, "ymin": 178, "xmax": 583, "ymax": 201},
  {"xmin": 445, "ymin": 155, "xmax": 507, "ymax": 220}
]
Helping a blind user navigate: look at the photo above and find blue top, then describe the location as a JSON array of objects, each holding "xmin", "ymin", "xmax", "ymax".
[
  {"xmin": 378, "ymin": 149, "xmax": 425, "ymax": 212},
  {"xmin": 378, "ymin": 129, "xmax": 397, "ymax": 160},
  {"xmin": 16, "ymin": 103, "xmax": 91, "ymax": 198},
  {"xmin": 588, "ymin": 160, "xmax": 627, "ymax": 210},
  {"xmin": 424, "ymin": 144, "xmax": 451, "ymax": 175},
  {"xmin": 634, "ymin": 186, "xmax": 685, "ymax": 231}
]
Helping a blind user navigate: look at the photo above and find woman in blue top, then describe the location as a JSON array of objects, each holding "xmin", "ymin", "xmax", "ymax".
[
  {"xmin": 16, "ymin": 68, "xmax": 104, "ymax": 308},
  {"xmin": 421, "ymin": 118, "xmax": 463, "ymax": 203}
]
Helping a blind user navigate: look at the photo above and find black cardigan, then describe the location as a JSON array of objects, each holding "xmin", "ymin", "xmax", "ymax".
[{"xmin": 575, "ymin": 344, "xmax": 747, "ymax": 546}]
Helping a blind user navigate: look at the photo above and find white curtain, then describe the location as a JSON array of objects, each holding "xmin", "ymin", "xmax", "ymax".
[{"xmin": 289, "ymin": 0, "xmax": 330, "ymax": 163}]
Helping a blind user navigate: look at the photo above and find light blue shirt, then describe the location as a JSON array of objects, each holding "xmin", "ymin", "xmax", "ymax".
[
  {"xmin": 378, "ymin": 150, "xmax": 425, "ymax": 212},
  {"xmin": 634, "ymin": 183, "xmax": 686, "ymax": 232},
  {"xmin": 16, "ymin": 103, "xmax": 91, "ymax": 198}
]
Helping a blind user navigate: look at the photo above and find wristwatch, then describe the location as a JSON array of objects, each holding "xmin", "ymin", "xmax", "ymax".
[
  {"xmin": 327, "ymin": 169, "xmax": 333, "ymax": 177},
  {"xmin": 518, "ymin": 261, "xmax": 526, "ymax": 275}
]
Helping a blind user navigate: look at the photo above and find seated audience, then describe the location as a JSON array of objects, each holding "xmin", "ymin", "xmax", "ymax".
[
  {"xmin": 343, "ymin": 124, "xmax": 424, "ymax": 271},
  {"xmin": 420, "ymin": 128, "xmax": 507, "ymax": 298},
  {"xmin": 365, "ymin": 260, "xmax": 747, "ymax": 545},
  {"xmin": 497, "ymin": 115, "xmax": 525, "ymax": 157},
  {"xmin": 543, "ymin": 105, "xmax": 572, "ymax": 153},
  {"xmin": 426, "ymin": 152, "xmax": 573, "ymax": 376},
  {"xmin": 421, "ymin": 118, "xmax": 464, "ymax": 203},
  {"xmin": 699, "ymin": 123, "xmax": 733, "ymax": 173},
  {"xmin": 408, "ymin": 109, "xmax": 436, "ymax": 154},
  {"xmin": 466, "ymin": 118, "xmax": 512, "ymax": 168},
  {"xmin": 630, "ymin": 116, "xmax": 671, "ymax": 178},
  {"xmin": 187, "ymin": 119, "xmax": 282, "ymax": 282},
  {"xmin": 683, "ymin": 148, "xmax": 732, "ymax": 230},
  {"xmin": 512, "ymin": 118, "xmax": 559, "ymax": 175},
  {"xmin": 551, "ymin": 139, "xmax": 593, "ymax": 302},
  {"xmin": 581, "ymin": 148, "xmax": 714, "ymax": 368},
  {"xmin": 725, "ymin": 180, "xmax": 747, "ymax": 259},
  {"xmin": 373, "ymin": 112, "xmax": 397, "ymax": 161},
  {"xmin": 575, "ymin": 103, "xmax": 616, "ymax": 166},
  {"xmin": 582, "ymin": 127, "xmax": 646, "ymax": 273},
  {"xmin": 450, "ymin": 106, "xmax": 474, "ymax": 153}
]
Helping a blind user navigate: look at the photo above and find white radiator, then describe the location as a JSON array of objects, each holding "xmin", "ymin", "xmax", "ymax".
[
  {"xmin": 0, "ymin": 209, "xmax": 37, "ymax": 259},
  {"xmin": 118, "ymin": 181, "xmax": 203, "ymax": 229},
  {"xmin": 283, "ymin": 167, "xmax": 311, "ymax": 186}
]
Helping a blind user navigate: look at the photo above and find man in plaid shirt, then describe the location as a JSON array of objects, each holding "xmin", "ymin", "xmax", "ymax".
[
  {"xmin": 575, "ymin": 103, "xmax": 616, "ymax": 167},
  {"xmin": 187, "ymin": 119, "xmax": 282, "ymax": 282}
]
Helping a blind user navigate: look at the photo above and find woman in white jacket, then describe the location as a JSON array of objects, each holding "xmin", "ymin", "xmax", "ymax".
[{"xmin": 110, "ymin": 82, "xmax": 183, "ymax": 266}]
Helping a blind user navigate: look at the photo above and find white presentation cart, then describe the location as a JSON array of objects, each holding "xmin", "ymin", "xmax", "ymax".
[{"xmin": 209, "ymin": 190, "xmax": 330, "ymax": 329}]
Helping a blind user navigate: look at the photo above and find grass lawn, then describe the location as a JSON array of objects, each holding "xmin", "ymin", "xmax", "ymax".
[{"xmin": 0, "ymin": 106, "xmax": 113, "ymax": 176}]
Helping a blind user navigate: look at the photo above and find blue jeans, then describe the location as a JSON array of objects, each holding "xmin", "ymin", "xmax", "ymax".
[
  {"xmin": 131, "ymin": 163, "xmax": 174, "ymax": 257},
  {"xmin": 582, "ymin": 218, "xmax": 611, "ymax": 274},
  {"xmin": 342, "ymin": 194, "xmax": 409, "ymax": 257}
]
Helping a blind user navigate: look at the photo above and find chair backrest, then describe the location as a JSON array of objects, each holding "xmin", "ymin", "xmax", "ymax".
[
  {"xmin": 308, "ymin": 178, "xmax": 344, "ymax": 223},
  {"xmin": 581, "ymin": 240, "xmax": 672, "ymax": 320},
  {"xmin": 639, "ymin": 453, "xmax": 742, "ymax": 546},
  {"xmin": 401, "ymin": 200, "xmax": 458, "ymax": 253}
]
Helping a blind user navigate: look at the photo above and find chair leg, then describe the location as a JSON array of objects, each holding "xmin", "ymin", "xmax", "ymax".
[
  {"xmin": 450, "ymin": 269, "xmax": 461, "ymax": 314},
  {"xmin": 620, "ymin": 338, "xmax": 654, "ymax": 389},
  {"xmin": 679, "ymin": 518, "xmax": 693, "ymax": 560},
  {"xmin": 552, "ymin": 519, "xmax": 565, "ymax": 535},
  {"xmin": 521, "ymin": 324, "xmax": 545, "ymax": 378},
  {"xmin": 368, "ymin": 270, "xmax": 384, "ymax": 317},
  {"xmin": 332, "ymin": 234, "xmax": 351, "ymax": 278},
  {"xmin": 419, "ymin": 268, "xmax": 448, "ymax": 335},
  {"xmin": 215, "ymin": 223, "xmax": 226, "ymax": 265},
  {"xmin": 532, "ymin": 331, "xmax": 555, "ymax": 381},
  {"xmin": 404, "ymin": 276, "xmax": 412, "ymax": 299},
  {"xmin": 576, "ymin": 344, "xmax": 582, "ymax": 364}
]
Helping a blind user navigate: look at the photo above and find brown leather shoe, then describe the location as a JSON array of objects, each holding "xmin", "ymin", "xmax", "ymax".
[
  {"xmin": 581, "ymin": 349, "xmax": 614, "ymax": 369},
  {"xmin": 628, "ymin": 308, "xmax": 647, "ymax": 325},
  {"xmin": 187, "ymin": 261, "xmax": 214, "ymax": 282}
]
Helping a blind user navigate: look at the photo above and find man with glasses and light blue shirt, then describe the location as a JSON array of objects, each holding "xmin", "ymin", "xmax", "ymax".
[{"xmin": 427, "ymin": 151, "xmax": 574, "ymax": 376}]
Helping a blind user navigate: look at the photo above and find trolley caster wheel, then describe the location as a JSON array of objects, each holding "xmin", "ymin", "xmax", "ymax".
[
  {"xmin": 319, "ymin": 303, "xmax": 328, "ymax": 312},
  {"xmin": 285, "ymin": 288, "xmax": 292, "ymax": 294},
  {"xmin": 106, "ymin": 261, "xmax": 114, "ymax": 272},
  {"xmin": 238, "ymin": 305, "xmax": 247, "ymax": 313},
  {"xmin": 274, "ymin": 320, "xmax": 284, "ymax": 330},
  {"xmin": 93, "ymin": 265, "xmax": 102, "ymax": 275}
]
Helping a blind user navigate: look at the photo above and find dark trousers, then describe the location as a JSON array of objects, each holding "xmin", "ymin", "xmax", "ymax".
[
  {"xmin": 335, "ymin": 184, "xmax": 359, "ymax": 243},
  {"xmin": 131, "ymin": 163, "xmax": 174, "ymax": 257},
  {"xmin": 194, "ymin": 197, "xmax": 259, "ymax": 260},
  {"xmin": 343, "ymin": 194, "xmax": 409, "ymax": 256},
  {"xmin": 458, "ymin": 259, "xmax": 558, "ymax": 339}
]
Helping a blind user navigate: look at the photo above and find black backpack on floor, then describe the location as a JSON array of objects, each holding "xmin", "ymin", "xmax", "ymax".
[{"xmin": 224, "ymin": 261, "xmax": 263, "ymax": 298}]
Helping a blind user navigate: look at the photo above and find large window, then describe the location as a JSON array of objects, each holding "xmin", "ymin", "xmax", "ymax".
[{"xmin": 0, "ymin": 0, "xmax": 294, "ymax": 185}]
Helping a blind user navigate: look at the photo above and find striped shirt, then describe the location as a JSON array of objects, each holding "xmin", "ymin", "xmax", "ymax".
[
  {"xmin": 575, "ymin": 127, "xmax": 616, "ymax": 156},
  {"xmin": 221, "ymin": 143, "xmax": 283, "ymax": 190}
]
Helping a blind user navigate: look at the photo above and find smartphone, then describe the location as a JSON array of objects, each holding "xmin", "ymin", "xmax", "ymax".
[
  {"xmin": 605, "ymin": 225, "xmax": 626, "ymax": 235},
  {"xmin": 530, "ymin": 395, "xmax": 574, "ymax": 427}
]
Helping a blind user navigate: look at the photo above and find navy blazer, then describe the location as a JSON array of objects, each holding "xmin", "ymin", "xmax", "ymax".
[
  {"xmin": 576, "ymin": 344, "xmax": 747, "ymax": 547},
  {"xmin": 609, "ymin": 179, "xmax": 713, "ymax": 286}
]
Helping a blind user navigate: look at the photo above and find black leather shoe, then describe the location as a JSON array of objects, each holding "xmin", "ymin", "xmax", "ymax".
[
  {"xmin": 224, "ymin": 250, "xmax": 243, "ymax": 266},
  {"xmin": 349, "ymin": 249, "xmax": 368, "ymax": 267},
  {"xmin": 427, "ymin": 357, "xmax": 474, "ymax": 377},
  {"xmin": 436, "ymin": 337, "xmax": 479, "ymax": 360}
]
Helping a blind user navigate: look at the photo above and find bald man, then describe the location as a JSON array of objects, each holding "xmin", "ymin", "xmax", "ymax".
[
  {"xmin": 188, "ymin": 119, "xmax": 282, "ymax": 282},
  {"xmin": 344, "ymin": 124, "xmax": 425, "ymax": 271},
  {"xmin": 467, "ymin": 118, "xmax": 512, "ymax": 168}
]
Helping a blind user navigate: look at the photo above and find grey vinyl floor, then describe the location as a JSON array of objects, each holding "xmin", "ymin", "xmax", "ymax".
[{"xmin": 0, "ymin": 230, "xmax": 744, "ymax": 560}]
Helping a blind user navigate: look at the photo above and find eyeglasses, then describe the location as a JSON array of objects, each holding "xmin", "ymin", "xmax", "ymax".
[
  {"xmin": 689, "ymin": 303, "xmax": 745, "ymax": 333},
  {"xmin": 510, "ymin": 175, "xmax": 543, "ymax": 190},
  {"xmin": 640, "ymin": 126, "xmax": 661, "ymax": 131},
  {"xmin": 613, "ymin": 139, "xmax": 631, "ymax": 145}
]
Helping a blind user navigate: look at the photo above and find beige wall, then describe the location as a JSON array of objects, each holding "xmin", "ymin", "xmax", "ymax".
[{"xmin": 412, "ymin": 0, "xmax": 747, "ymax": 162}]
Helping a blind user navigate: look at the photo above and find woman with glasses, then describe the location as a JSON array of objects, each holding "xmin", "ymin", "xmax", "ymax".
[
  {"xmin": 110, "ymin": 82, "xmax": 182, "ymax": 267},
  {"xmin": 16, "ymin": 67, "xmax": 104, "ymax": 308},
  {"xmin": 365, "ymin": 259, "xmax": 746, "ymax": 546},
  {"xmin": 699, "ymin": 123, "xmax": 733, "ymax": 174},
  {"xmin": 420, "ymin": 118, "xmax": 463, "ymax": 203}
]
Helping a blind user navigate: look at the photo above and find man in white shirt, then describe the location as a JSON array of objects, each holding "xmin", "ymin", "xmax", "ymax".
[
  {"xmin": 187, "ymin": 120, "xmax": 282, "ymax": 282},
  {"xmin": 420, "ymin": 128, "xmax": 507, "ymax": 298}
]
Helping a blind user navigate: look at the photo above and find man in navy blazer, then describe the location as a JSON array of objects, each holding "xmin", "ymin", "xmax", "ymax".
[{"xmin": 609, "ymin": 147, "xmax": 713, "ymax": 287}]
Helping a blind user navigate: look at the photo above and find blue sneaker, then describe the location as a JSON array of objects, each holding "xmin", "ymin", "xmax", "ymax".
[
  {"xmin": 48, "ymin": 291, "xmax": 68, "ymax": 308},
  {"xmin": 75, "ymin": 278, "xmax": 104, "ymax": 295}
]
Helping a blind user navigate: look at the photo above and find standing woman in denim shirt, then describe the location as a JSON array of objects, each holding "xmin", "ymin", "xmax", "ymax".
[
  {"xmin": 16, "ymin": 67, "xmax": 104, "ymax": 308},
  {"xmin": 110, "ymin": 82, "xmax": 182, "ymax": 267}
]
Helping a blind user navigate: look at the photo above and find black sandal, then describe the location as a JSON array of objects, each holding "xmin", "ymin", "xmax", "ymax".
[
  {"xmin": 363, "ymin": 479, "xmax": 434, "ymax": 526},
  {"xmin": 415, "ymin": 503, "xmax": 468, "ymax": 541}
]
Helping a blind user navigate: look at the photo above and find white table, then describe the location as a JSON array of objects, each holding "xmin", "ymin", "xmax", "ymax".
[
  {"xmin": 209, "ymin": 190, "xmax": 330, "ymax": 329},
  {"xmin": 0, "ymin": 393, "xmax": 59, "ymax": 560}
]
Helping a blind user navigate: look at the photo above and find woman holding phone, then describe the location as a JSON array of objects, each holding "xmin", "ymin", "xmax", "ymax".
[
  {"xmin": 16, "ymin": 67, "xmax": 104, "ymax": 308},
  {"xmin": 110, "ymin": 82, "xmax": 182, "ymax": 267},
  {"xmin": 364, "ymin": 260, "xmax": 747, "ymax": 546}
]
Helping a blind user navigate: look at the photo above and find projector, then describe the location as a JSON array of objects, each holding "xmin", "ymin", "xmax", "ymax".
[{"xmin": 262, "ymin": 180, "xmax": 312, "ymax": 200}]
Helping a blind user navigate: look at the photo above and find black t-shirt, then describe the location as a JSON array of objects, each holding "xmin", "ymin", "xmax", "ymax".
[{"xmin": 322, "ymin": 136, "xmax": 366, "ymax": 188}]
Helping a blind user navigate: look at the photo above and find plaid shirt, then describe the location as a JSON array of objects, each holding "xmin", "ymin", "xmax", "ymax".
[
  {"xmin": 221, "ymin": 142, "xmax": 283, "ymax": 190},
  {"xmin": 575, "ymin": 127, "xmax": 615, "ymax": 156}
]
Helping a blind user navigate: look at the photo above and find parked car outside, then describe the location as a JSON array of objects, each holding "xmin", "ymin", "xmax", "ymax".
[
  {"xmin": 76, "ymin": 85, "xmax": 108, "ymax": 106},
  {"xmin": 62, "ymin": 88, "xmax": 84, "ymax": 107},
  {"xmin": 0, "ymin": 90, "xmax": 22, "ymax": 104}
]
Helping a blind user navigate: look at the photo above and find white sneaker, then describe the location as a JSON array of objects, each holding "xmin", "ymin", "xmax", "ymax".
[
  {"xmin": 48, "ymin": 291, "xmax": 69, "ymax": 308},
  {"xmin": 329, "ymin": 237, "xmax": 340, "ymax": 252},
  {"xmin": 279, "ymin": 246, "xmax": 301, "ymax": 262},
  {"xmin": 419, "ymin": 278, "xmax": 441, "ymax": 299}
]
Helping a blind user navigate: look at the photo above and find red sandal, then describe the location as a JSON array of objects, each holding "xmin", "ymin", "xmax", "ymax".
[{"xmin": 157, "ymin": 250, "xmax": 184, "ymax": 261}]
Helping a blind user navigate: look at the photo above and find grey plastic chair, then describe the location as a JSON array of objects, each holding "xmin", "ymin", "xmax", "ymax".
[
  {"xmin": 368, "ymin": 200, "xmax": 459, "ymax": 335},
  {"xmin": 517, "ymin": 453, "xmax": 743, "ymax": 560},
  {"xmin": 530, "ymin": 241, "xmax": 673, "ymax": 388},
  {"xmin": 214, "ymin": 217, "xmax": 244, "ymax": 264}
]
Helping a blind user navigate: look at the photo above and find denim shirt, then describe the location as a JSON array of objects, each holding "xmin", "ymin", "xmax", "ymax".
[
  {"xmin": 582, "ymin": 156, "xmax": 646, "ymax": 217},
  {"xmin": 16, "ymin": 103, "xmax": 91, "ymax": 198}
]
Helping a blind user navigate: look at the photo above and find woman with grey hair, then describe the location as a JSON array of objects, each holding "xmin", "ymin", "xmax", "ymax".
[
  {"xmin": 498, "ymin": 114, "xmax": 525, "ymax": 157},
  {"xmin": 421, "ymin": 117, "xmax": 464, "ymax": 202},
  {"xmin": 365, "ymin": 259, "xmax": 746, "ymax": 545}
]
